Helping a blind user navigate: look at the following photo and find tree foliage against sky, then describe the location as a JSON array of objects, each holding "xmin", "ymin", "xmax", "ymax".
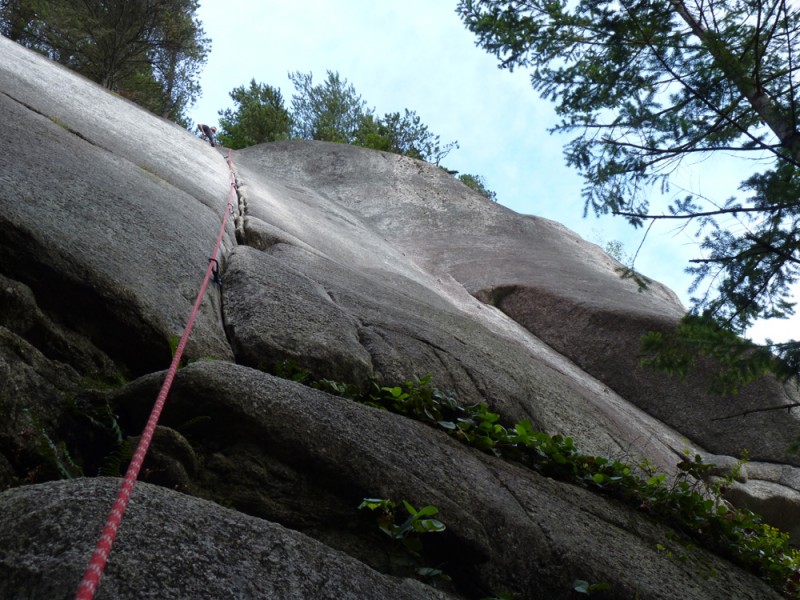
[
  {"xmin": 218, "ymin": 69, "xmax": 464, "ymax": 168},
  {"xmin": 287, "ymin": 70, "xmax": 459, "ymax": 165},
  {"xmin": 0, "ymin": 0, "xmax": 209, "ymax": 124},
  {"xmin": 458, "ymin": 0, "xmax": 800, "ymax": 384},
  {"xmin": 217, "ymin": 79, "xmax": 292, "ymax": 148},
  {"xmin": 289, "ymin": 70, "xmax": 371, "ymax": 145},
  {"xmin": 458, "ymin": 173, "xmax": 498, "ymax": 201},
  {"xmin": 355, "ymin": 108, "xmax": 461, "ymax": 166}
]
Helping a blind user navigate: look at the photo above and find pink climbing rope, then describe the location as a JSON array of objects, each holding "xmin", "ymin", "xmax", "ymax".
[{"xmin": 75, "ymin": 149, "xmax": 238, "ymax": 600}]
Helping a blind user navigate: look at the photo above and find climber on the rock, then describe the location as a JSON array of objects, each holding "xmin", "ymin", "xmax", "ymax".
[{"xmin": 196, "ymin": 123, "xmax": 217, "ymax": 147}]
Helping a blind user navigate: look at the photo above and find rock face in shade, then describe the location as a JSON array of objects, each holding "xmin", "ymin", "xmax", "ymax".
[
  {"xmin": 0, "ymin": 477, "xmax": 447, "ymax": 600},
  {"xmin": 0, "ymin": 36, "xmax": 796, "ymax": 599}
]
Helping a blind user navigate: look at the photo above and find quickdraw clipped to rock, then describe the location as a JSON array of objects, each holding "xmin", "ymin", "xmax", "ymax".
[{"xmin": 209, "ymin": 258, "xmax": 223, "ymax": 287}]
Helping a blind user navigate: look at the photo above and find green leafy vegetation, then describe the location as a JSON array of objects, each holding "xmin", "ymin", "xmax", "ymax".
[
  {"xmin": 286, "ymin": 69, "xmax": 459, "ymax": 165},
  {"xmin": 457, "ymin": 173, "xmax": 497, "ymax": 201},
  {"xmin": 358, "ymin": 497, "xmax": 449, "ymax": 584},
  {"xmin": 288, "ymin": 70, "xmax": 371, "ymax": 146},
  {"xmin": 358, "ymin": 497, "xmax": 520, "ymax": 598},
  {"xmin": 29, "ymin": 413, "xmax": 83, "ymax": 480},
  {"xmin": 18, "ymin": 395, "xmax": 133, "ymax": 486},
  {"xmin": 217, "ymin": 79, "xmax": 292, "ymax": 148},
  {"xmin": 275, "ymin": 362, "xmax": 800, "ymax": 597},
  {"xmin": 642, "ymin": 314, "xmax": 798, "ymax": 396},
  {"xmin": 215, "ymin": 69, "xmax": 492, "ymax": 185},
  {"xmin": 79, "ymin": 400, "xmax": 134, "ymax": 478}
]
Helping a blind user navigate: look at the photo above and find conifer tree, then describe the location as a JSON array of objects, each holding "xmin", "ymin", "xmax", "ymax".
[
  {"xmin": 0, "ymin": 0, "xmax": 209, "ymax": 124},
  {"xmin": 458, "ymin": 0, "xmax": 800, "ymax": 386},
  {"xmin": 217, "ymin": 79, "xmax": 292, "ymax": 149}
]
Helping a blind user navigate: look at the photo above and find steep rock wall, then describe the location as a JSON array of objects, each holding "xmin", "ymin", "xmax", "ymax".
[{"xmin": 0, "ymin": 36, "xmax": 797, "ymax": 599}]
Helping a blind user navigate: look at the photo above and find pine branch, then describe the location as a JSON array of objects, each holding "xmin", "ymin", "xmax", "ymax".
[
  {"xmin": 613, "ymin": 206, "xmax": 786, "ymax": 220},
  {"xmin": 712, "ymin": 402, "xmax": 800, "ymax": 420}
]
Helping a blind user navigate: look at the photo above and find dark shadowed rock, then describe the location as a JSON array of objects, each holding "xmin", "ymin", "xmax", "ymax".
[
  {"xmin": 0, "ymin": 326, "xmax": 81, "ymax": 489},
  {"xmin": 0, "ymin": 477, "xmax": 448, "ymax": 600},
  {"xmin": 101, "ymin": 361, "xmax": 780, "ymax": 600}
]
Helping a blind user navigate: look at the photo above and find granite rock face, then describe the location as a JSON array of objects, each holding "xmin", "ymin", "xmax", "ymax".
[
  {"xmin": 0, "ymin": 36, "xmax": 797, "ymax": 599},
  {"xmin": 0, "ymin": 478, "xmax": 448, "ymax": 600},
  {"xmin": 0, "ymin": 362, "xmax": 784, "ymax": 599}
]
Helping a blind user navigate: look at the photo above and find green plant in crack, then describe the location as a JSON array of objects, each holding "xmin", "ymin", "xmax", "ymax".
[
  {"xmin": 273, "ymin": 366, "xmax": 800, "ymax": 596},
  {"xmin": 358, "ymin": 497, "xmax": 450, "ymax": 584},
  {"xmin": 79, "ymin": 400, "xmax": 133, "ymax": 477},
  {"xmin": 46, "ymin": 115, "xmax": 70, "ymax": 130},
  {"xmin": 29, "ymin": 412, "xmax": 83, "ymax": 480},
  {"xmin": 48, "ymin": 397, "xmax": 135, "ymax": 479},
  {"xmin": 273, "ymin": 359, "xmax": 312, "ymax": 384},
  {"xmin": 168, "ymin": 335, "xmax": 190, "ymax": 368}
]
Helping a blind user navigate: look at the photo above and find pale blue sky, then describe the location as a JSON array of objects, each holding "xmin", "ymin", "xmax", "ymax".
[{"xmin": 188, "ymin": 1, "xmax": 795, "ymax": 343}]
